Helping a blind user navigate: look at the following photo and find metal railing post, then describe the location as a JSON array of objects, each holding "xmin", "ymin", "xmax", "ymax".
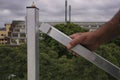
[{"xmin": 26, "ymin": 5, "xmax": 39, "ymax": 80}]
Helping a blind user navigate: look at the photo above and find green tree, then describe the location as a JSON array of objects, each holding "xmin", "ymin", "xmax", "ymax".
[
  {"xmin": 0, "ymin": 45, "xmax": 27, "ymax": 80},
  {"xmin": 1, "ymin": 23, "xmax": 120, "ymax": 80},
  {"xmin": 40, "ymin": 23, "xmax": 119, "ymax": 80}
]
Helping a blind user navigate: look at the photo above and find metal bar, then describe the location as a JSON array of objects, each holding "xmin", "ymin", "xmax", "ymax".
[
  {"xmin": 39, "ymin": 23, "xmax": 120, "ymax": 80},
  {"xmin": 26, "ymin": 7, "xmax": 39, "ymax": 80}
]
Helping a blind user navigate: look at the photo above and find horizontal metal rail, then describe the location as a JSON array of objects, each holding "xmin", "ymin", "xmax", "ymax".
[{"xmin": 39, "ymin": 23, "xmax": 120, "ymax": 80}]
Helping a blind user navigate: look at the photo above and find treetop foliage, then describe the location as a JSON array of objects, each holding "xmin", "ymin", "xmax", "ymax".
[{"xmin": 0, "ymin": 23, "xmax": 120, "ymax": 80}]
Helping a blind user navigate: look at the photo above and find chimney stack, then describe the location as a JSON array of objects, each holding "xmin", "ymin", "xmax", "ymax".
[
  {"xmin": 69, "ymin": 5, "xmax": 71, "ymax": 22},
  {"xmin": 65, "ymin": 0, "xmax": 67, "ymax": 22}
]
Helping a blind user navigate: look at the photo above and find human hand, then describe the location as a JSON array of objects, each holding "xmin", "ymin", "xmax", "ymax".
[{"xmin": 67, "ymin": 32, "xmax": 101, "ymax": 51}]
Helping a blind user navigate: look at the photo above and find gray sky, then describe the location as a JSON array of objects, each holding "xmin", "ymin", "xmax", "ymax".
[{"xmin": 0, "ymin": 0, "xmax": 120, "ymax": 28}]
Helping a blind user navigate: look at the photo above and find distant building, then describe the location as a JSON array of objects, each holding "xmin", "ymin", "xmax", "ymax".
[
  {"xmin": 0, "ymin": 24, "xmax": 11, "ymax": 44},
  {"xmin": 73, "ymin": 22, "xmax": 105, "ymax": 31},
  {"xmin": 0, "ymin": 21, "xmax": 105, "ymax": 45},
  {"xmin": 9, "ymin": 21, "xmax": 26, "ymax": 45},
  {"xmin": 44, "ymin": 22, "xmax": 105, "ymax": 31}
]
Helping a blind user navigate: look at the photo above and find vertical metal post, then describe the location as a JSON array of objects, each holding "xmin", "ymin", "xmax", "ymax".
[
  {"xmin": 26, "ymin": 5, "xmax": 39, "ymax": 80},
  {"xmin": 65, "ymin": 0, "xmax": 68, "ymax": 22}
]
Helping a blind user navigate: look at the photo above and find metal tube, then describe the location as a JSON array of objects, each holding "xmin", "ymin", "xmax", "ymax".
[{"xmin": 26, "ymin": 6, "xmax": 39, "ymax": 80}]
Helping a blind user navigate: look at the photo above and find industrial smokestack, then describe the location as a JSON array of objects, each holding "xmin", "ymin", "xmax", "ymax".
[
  {"xmin": 65, "ymin": 0, "xmax": 67, "ymax": 22},
  {"xmin": 69, "ymin": 5, "xmax": 71, "ymax": 22}
]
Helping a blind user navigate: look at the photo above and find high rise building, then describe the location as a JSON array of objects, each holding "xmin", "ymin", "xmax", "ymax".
[{"xmin": 9, "ymin": 21, "xmax": 26, "ymax": 45}]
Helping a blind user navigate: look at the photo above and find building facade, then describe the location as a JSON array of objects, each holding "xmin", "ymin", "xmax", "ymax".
[
  {"xmin": 0, "ymin": 24, "xmax": 11, "ymax": 44},
  {"xmin": 9, "ymin": 21, "xmax": 26, "ymax": 45}
]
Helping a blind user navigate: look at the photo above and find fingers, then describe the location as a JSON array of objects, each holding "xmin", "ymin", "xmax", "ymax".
[
  {"xmin": 67, "ymin": 35, "xmax": 86, "ymax": 49},
  {"xmin": 67, "ymin": 33, "xmax": 82, "ymax": 49},
  {"xmin": 67, "ymin": 44, "xmax": 73, "ymax": 50},
  {"xmin": 70, "ymin": 38, "xmax": 81, "ymax": 47},
  {"xmin": 67, "ymin": 32, "xmax": 100, "ymax": 53},
  {"xmin": 70, "ymin": 33, "xmax": 82, "ymax": 39}
]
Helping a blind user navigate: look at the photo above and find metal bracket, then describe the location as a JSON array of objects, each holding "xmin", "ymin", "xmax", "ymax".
[{"xmin": 39, "ymin": 23, "xmax": 120, "ymax": 80}]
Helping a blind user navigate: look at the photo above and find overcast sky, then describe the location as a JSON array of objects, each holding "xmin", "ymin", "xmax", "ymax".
[{"xmin": 0, "ymin": 0, "xmax": 120, "ymax": 28}]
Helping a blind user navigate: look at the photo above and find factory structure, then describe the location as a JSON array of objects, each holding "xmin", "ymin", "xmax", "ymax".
[{"xmin": 65, "ymin": 0, "xmax": 71, "ymax": 22}]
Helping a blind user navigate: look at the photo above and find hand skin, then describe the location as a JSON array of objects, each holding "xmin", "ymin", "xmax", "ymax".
[
  {"xmin": 67, "ymin": 31, "xmax": 101, "ymax": 51},
  {"xmin": 67, "ymin": 10, "xmax": 120, "ymax": 51}
]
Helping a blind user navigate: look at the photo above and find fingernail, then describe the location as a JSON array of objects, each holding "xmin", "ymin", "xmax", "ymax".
[{"xmin": 66, "ymin": 44, "xmax": 72, "ymax": 49}]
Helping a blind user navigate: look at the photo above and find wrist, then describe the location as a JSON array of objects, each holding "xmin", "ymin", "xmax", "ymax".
[
  {"xmin": 93, "ymin": 22, "xmax": 110, "ymax": 44},
  {"xmin": 91, "ymin": 31, "xmax": 104, "ymax": 45}
]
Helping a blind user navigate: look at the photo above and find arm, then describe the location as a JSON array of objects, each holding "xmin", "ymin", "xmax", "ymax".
[
  {"xmin": 67, "ymin": 10, "xmax": 120, "ymax": 51},
  {"xmin": 96, "ymin": 10, "xmax": 120, "ymax": 43}
]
